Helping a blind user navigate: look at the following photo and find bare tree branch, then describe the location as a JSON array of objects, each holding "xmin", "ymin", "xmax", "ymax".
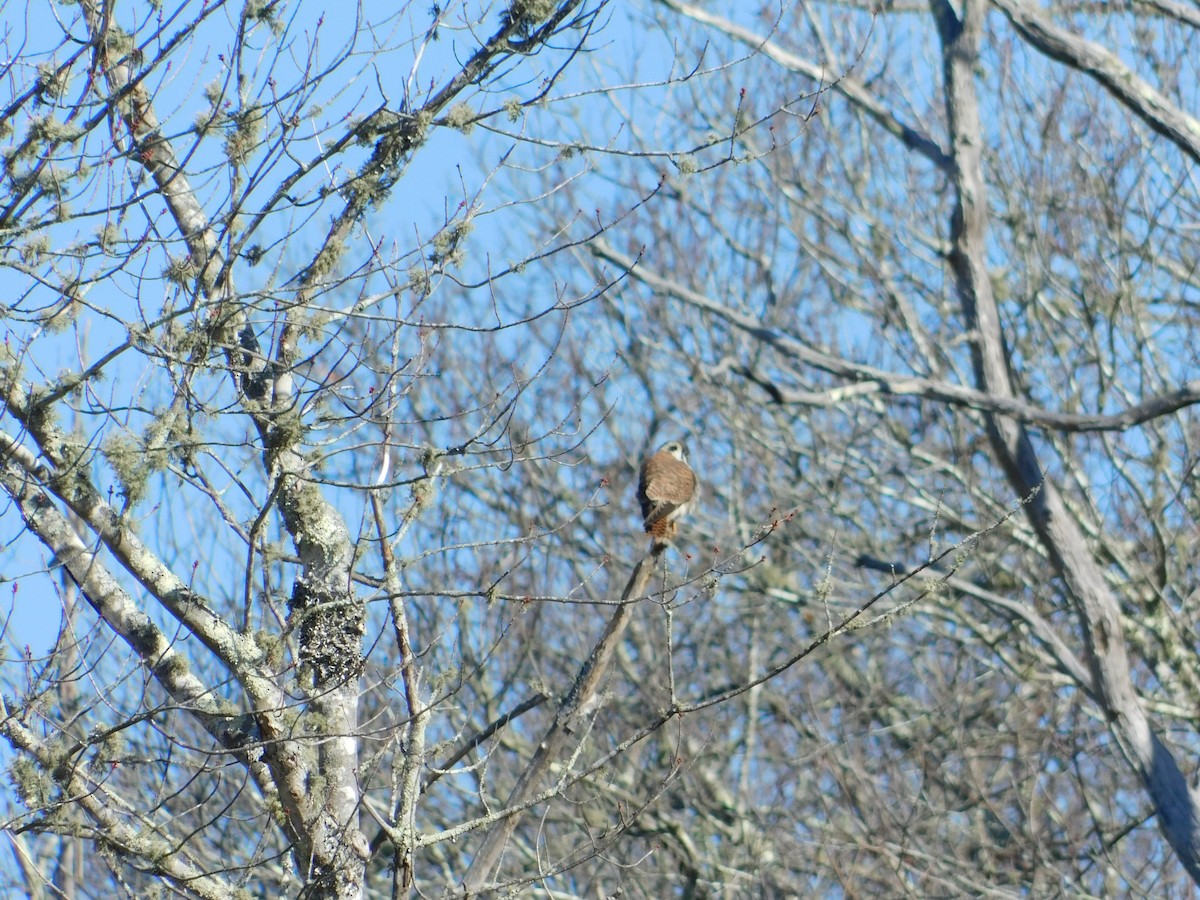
[
  {"xmin": 655, "ymin": 0, "xmax": 954, "ymax": 172},
  {"xmin": 993, "ymin": 0, "xmax": 1200, "ymax": 164},
  {"xmin": 594, "ymin": 241, "xmax": 1200, "ymax": 433},
  {"xmin": 935, "ymin": 0, "xmax": 1200, "ymax": 879}
]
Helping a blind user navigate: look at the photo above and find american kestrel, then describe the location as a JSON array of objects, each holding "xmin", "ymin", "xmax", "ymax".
[{"xmin": 637, "ymin": 440, "xmax": 699, "ymax": 552}]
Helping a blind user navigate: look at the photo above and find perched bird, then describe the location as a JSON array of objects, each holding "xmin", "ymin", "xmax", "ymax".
[{"xmin": 637, "ymin": 440, "xmax": 699, "ymax": 553}]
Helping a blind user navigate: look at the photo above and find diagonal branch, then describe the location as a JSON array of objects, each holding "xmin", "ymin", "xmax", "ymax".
[
  {"xmin": 654, "ymin": 0, "xmax": 953, "ymax": 172},
  {"xmin": 593, "ymin": 240, "xmax": 1200, "ymax": 433},
  {"xmin": 79, "ymin": 0, "xmax": 227, "ymax": 290},
  {"xmin": 0, "ymin": 414, "xmax": 317, "ymax": 862},
  {"xmin": 0, "ymin": 419, "xmax": 281, "ymax": 707},
  {"xmin": 0, "ymin": 454, "xmax": 289, "ymax": 826},
  {"xmin": 856, "ymin": 554, "xmax": 1094, "ymax": 692},
  {"xmin": 459, "ymin": 553, "xmax": 661, "ymax": 894},
  {"xmin": 993, "ymin": 0, "xmax": 1200, "ymax": 164},
  {"xmin": 0, "ymin": 702, "xmax": 234, "ymax": 900}
]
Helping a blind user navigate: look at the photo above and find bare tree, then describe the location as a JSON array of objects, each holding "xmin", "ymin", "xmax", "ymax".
[
  {"xmin": 504, "ymin": 0, "xmax": 1200, "ymax": 894},
  {"xmin": 0, "ymin": 0, "xmax": 779, "ymax": 897}
]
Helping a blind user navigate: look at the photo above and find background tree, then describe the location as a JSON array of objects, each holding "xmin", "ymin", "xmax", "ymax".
[{"xmin": 515, "ymin": 0, "xmax": 1200, "ymax": 894}]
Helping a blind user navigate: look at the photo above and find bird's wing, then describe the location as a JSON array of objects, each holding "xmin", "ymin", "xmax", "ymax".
[
  {"xmin": 638, "ymin": 454, "xmax": 696, "ymax": 528},
  {"xmin": 643, "ymin": 497, "xmax": 682, "ymax": 529}
]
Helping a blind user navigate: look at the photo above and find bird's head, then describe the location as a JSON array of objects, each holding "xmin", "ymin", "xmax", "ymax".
[{"xmin": 660, "ymin": 440, "xmax": 689, "ymax": 462}]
